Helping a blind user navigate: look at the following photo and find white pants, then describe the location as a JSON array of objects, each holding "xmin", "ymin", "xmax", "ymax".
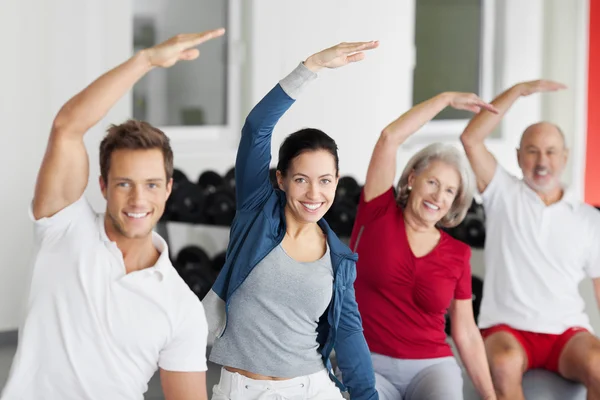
[{"xmin": 211, "ymin": 368, "xmax": 345, "ymax": 400}]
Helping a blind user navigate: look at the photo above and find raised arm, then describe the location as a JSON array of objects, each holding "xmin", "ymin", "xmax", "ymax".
[
  {"xmin": 235, "ymin": 40, "xmax": 379, "ymax": 212},
  {"xmin": 32, "ymin": 29, "xmax": 225, "ymax": 220},
  {"xmin": 460, "ymin": 80, "xmax": 566, "ymax": 193},
  {"xmin": 364, "ymin": 93, "xmax": 497, "ymax": 202}
]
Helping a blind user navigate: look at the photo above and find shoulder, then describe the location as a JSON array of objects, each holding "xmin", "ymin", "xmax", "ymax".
[{"xmin": 441, "ymin": 231, "xmax": 472, "ymax": 260}]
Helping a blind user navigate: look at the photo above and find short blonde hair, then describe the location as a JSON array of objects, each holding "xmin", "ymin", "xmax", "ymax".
[{"xmin": 396, "ymin": 143, "xmax": 475, "ymax": 228}]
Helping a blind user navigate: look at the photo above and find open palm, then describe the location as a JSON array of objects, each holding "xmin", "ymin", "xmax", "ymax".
[
  {"xmin": 449, "ymin": 92, "xmax": 499, "ymax": 114},
  {"xmin": 304, "ymin": 41, "xmax": 379, "ymax": 72},
  {"xmin": 146, "ymin": 28, "xmax": 226, "ymax": 68}
]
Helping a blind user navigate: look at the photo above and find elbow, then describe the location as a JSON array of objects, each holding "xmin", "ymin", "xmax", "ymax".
[
  {"xmin": 378, "ymin": 128, "xmax": 399, "ymax": 149},
  {"xmin": 459, "ymin": 132, "xmax": 473, "ymax": 148},
  {"xmin": 460, "ymin": 130, "xmax": 481, "ymax": 150}
]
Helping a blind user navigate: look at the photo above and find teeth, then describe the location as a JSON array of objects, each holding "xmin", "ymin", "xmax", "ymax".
[
  {"xmin": 536, "ymin": 169, "xmax": 548, "ymax": 176},
  {"xmin": 302, "ymin": 203, "xmax": 322, "ymax": 210},
  {"xmin": 127, "ymin": 212, "xmax": 147, "ymax": 219},
  {"xmin": 424, "ymin": 201, "xmax": 439, "ymax": 210}
]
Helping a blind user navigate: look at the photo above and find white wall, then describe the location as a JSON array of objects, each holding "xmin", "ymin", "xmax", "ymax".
[{"xmin": 0, "ymin": 0, "xmax": 132, "ymax": 331}]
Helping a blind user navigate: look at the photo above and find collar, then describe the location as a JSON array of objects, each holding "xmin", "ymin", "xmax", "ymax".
[
  {"xmin": 97, "ymin": 215, "xmax": 172, "ymax": 280},
  {"xmin": 522, "ymin": 182, "xmax": 579, "ymax": 210}
]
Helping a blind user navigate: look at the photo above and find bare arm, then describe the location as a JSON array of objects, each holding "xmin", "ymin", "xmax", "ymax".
[
  {"xmin": 32, "ymin": 29, "xmax": 225, "ymax": 220},
  {"xmin": 364, "ymin": 92, "xmax": 497, "ymax": 202},
  {"xmin": 450, "ymin": 299, "xmax": 496, "ymax": 400},
  {"xmin": 160, "ymin": 370, "xmax": 207, "ymax": 400},
  {"xmin": 460, "ymin": 80, "xmax": 566, "ymax": 193}
]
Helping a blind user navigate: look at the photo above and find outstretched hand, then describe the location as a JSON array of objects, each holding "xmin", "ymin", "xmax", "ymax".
[
  {"xmin": 517, "ymin": 79, "xmax": 567, "ymax": 96},
  {"xmin": 447, "ymin": 92, "xmax": 499, "ymax": 114},
  {"xmin": 143, "ymin": 28, "xmax": 226, "ymax": 68},
  {"xmin": 304, "ymin": 41, "xmax": 380, "ymax": 72}
]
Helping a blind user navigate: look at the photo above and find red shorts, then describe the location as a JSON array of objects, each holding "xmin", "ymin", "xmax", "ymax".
[{"xmin": 480, "ymin": 324, "xmax": 588, "ymax": 373}]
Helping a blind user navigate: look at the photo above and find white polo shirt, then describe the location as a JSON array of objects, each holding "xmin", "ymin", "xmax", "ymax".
[
  {"xmin": 477, "ymin": 165, "xmax": 600, "ymax": 334},
  {"xmin": 1, "ymin": 197, "xmax": 208, "ymax": 400}
]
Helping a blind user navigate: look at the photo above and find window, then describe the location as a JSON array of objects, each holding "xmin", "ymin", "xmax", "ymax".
[
  {"xmin": 412, "ymin": 0, "xmax": 497, "ymax": 136},
  {"xmin": 132, "ymin": 0, "xmax": 241, "ymax": 146}
]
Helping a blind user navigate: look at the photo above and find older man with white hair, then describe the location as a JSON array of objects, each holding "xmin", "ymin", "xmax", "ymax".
[{"xmin": 460, "ymin": 79, "xmax": 600, "ymax": 400}]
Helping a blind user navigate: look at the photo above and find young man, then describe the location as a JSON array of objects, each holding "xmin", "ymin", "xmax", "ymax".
[
  {"xmin": 1, "ymin": 28, "xmax": 225, "ymax": 400},
  {"xmin": 460, "ymin": 80, "xmax": 600, "ymax": 400}
]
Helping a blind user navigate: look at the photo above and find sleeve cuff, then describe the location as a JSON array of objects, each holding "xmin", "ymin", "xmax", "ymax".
[{"xmin": 279, "ymin": 62, "xmax": 318, "ymax": 99}]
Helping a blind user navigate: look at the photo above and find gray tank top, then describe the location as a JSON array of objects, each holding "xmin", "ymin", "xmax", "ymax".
[{"xmin": 209, "ymin": 243, "xmax": 333, "ymax": 378}]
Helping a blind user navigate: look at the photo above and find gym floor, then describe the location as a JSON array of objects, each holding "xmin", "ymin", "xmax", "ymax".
[{"xmin": 0, "ymin": 342, "xmax": 223, "ymax": 399}]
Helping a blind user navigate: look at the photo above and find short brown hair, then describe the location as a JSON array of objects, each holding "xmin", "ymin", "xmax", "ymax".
[{"xmin": 99, "ymin": 119, "xmax": 174, "ymax": 182}]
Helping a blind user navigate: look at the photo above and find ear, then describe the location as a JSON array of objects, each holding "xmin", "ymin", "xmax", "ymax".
[
  {"xmin": 165, "ymin": 177, "xmax": 173, "ymax": 200},
  {"xmin": 516, "ymin": 147, "xmax": 523, "ymax": 169},
  {"xmin": 99, "ymin": 175, "xmax": 108, "ymax": 200},
  {"xmin": 407, "ymin": 170, "xmax": 416, "ymax": 188},
  {"xmin": 276, "ymin": 170, "xmax": 285, "ymax": 191}
]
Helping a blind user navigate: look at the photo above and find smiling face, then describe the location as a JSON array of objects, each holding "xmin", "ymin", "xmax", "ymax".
[
  {"xmin": 517, "ymin": 122, "xmax": 568, "ymax": 195},
  {"xmin": 277, "ymin": 149, "xmax": 339, "ymax": 224},
  {"xmin": 405, "ymin": 160, "xmax": 461, "ymax": 226},
  {"xmin": 100, "ymin": 148, "xmax": 172, "ymax": 240}
]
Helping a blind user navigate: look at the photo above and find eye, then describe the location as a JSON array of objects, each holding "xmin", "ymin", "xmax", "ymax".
[
  {"xmin": 447, "ymin": 188, "xmax": 455, "ymax": 195},
  {"xmin": 295, "ymin": 178, "xmax": 306, "ymax": 184},
  {"xmin": 428, "ymin": 180, "xmax": 437, "ymax": 186},
  {"xmin": 321, "ymin": 179, "xmax": 331, "ymax": 185},
  {"xmin": 148, "ymin": 183, "xmax": 158, "ymax": 189},
  {"xmin": 117, "ymin": 182, "xmax": 130, "ymax": 188}
]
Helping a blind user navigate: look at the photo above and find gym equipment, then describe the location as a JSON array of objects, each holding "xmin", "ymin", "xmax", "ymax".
[
  {"xmin": 196, "ymin": 170, "xmax": 236, "ymax": 226},
  {"xmin": 197, "ymin": 170, "xmax": 224, "ymax": 195},
  {"xmin": 445, "ymin": 275, "xmax": 484, "ymax": 336},
  {"xmin": 325, "ymin": 198, "xmax": 357, "ymax": 238},
  {"xmin": 462, "ymin": 369, "xmax": 586, "ymax": 399},
  {"xmin": 175, "ymin": 246, "xmax": 218, "ymax": 300},
  {"xmin": 205, "ymin": 189, "xmax": 236, "ymax": 226},
  {"xmin": 336, "ymin": 176, "xmax": 361, "ymax": 203},
  {"xmin": 445, "ymin": 199, "xmax": 486, "ymax": 248},
  {"xmin": 224, "ymin": 167, "xmax": 236, "ymax": 193},
  {"xmin": 164, "ymin": 169, "xmax": 207, "ymax": 223}
]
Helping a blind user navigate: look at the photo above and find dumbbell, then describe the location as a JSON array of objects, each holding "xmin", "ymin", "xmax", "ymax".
[
  {"xmin": 336, "ymin": 176, "xmax": 361, "ymax": 203},
  {"xmin": 224, "ymin": 167, "xmax": 236, "ymax": 194},
  {"xmin": 325, "ymin": 198, "xmax": 357, "ymax": 238},
  {"xmin": 164, "ymin": 169, "xmax": 207, "ymax": 223},
  {"xmin": 198, "ymin": 170, "xmax": 224, "ymax": 195},
  {"xmin": 445, "ymin": 275, "xmax": 485, "ymax": 335},
  {"xmin": 197, "ymin": 170, "xmax": 236, "ymax": 227},
  {"xmin": 444, "ymin": 199, "xmax": 486, "ymax": 248},
  {"xmin": 163, "ymin": 169, "xmax": 188, "ymax": 221},
  {"xmin": 175, "ymin": 246, "xmax": 218, "ymax": 300}
]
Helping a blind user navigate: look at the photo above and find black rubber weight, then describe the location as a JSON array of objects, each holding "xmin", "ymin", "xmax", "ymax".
[{"xmin": 176, "ymin": 246, "xmax": 218, "ymax": 299}]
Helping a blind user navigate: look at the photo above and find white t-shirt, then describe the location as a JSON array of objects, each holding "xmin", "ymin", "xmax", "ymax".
[
  {"xmin": 1, "ymin": 197, "xmax": 208, "ymax": 400},
  {"xmin": 478, "ymin": 165, "xmax": 600, "ymax": 334}
]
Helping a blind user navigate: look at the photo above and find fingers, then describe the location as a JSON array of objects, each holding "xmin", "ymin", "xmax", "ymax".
[
  {"xmin": 175, "ymin": 28, "xmax": 226, "ymax": 49},
  {"xmin": 476, "ymin": 101, "xmax": 499, "ymax": 114},
  {"xmin": 180, "ymin": 48, "xmax": 200, "ymax": 61},
  {"xmin": 346, "ymin": 52, "xmax": 366, "ymax": 64},
  {"xmin": 338, "ymin": 40, "xmax": 380, "ymax": 55}
]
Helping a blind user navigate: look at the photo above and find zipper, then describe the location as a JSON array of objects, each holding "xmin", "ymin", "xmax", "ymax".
[{"xmin": 352, "ymin": 225, "xmax": 365, "ymax": 252}]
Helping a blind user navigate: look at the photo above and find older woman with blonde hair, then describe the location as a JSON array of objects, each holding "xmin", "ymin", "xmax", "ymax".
[{"xmin": 349, "ymin": 92, "xmax": 499, "ymax": 400}]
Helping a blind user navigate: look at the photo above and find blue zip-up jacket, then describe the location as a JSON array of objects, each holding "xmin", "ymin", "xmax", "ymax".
[{"xmin": 202, "ymin": 63, "xmax": 378, "ymax": 400}]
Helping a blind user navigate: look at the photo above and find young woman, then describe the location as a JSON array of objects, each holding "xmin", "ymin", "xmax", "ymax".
[
  {"xmin": 350, "ymin": 92, "xmax": 499, "ymax": 400},
  {"xmin": 202, "ymin": 41, "xmax": 380, "ymax": 400}
]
